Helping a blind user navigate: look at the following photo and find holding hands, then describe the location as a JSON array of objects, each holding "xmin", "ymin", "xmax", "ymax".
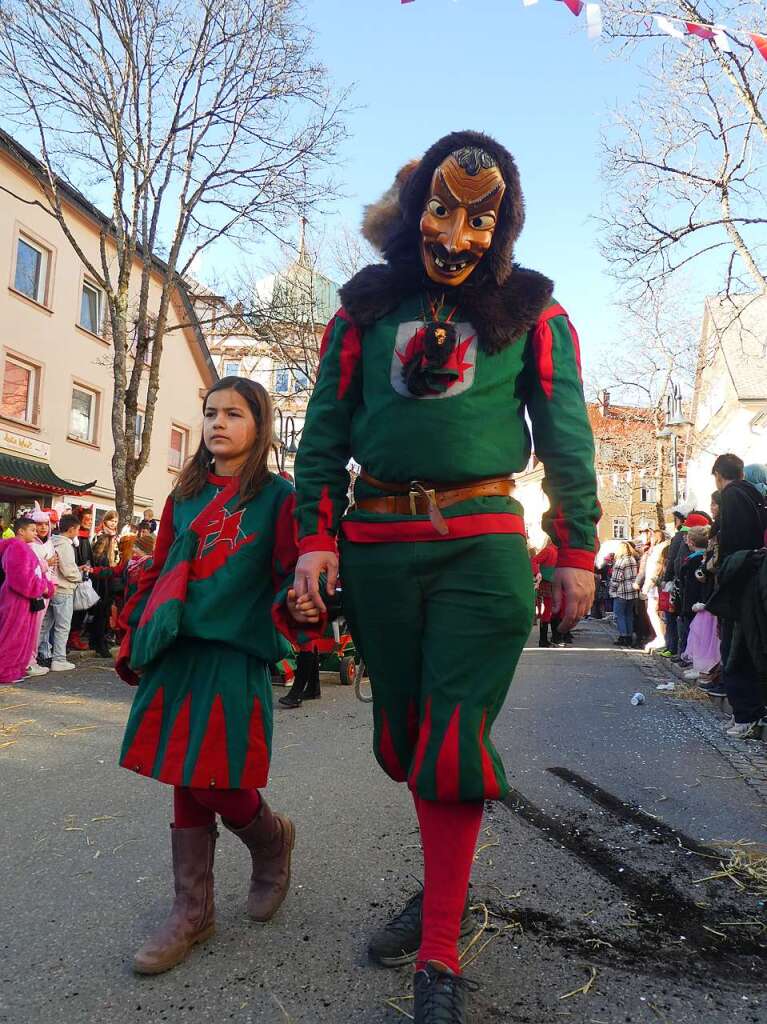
[{"xmin": 287, "ymin": 551, "xmax": 339, "ymax": 624}]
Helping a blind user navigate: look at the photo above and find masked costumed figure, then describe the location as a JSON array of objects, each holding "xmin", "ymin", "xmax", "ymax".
[{"xmin": 292, "ymin": 132, "xmax": 599, "ymax": 1022}]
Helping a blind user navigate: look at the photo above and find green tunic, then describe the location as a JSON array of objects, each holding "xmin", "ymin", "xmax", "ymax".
[
  {"xmin": 295, "ymin": 295, "xmax": 599, "ymax": 565},
  {"xmin": 118, "ymin": 473, "xmax": 303, "ymax": 789}
]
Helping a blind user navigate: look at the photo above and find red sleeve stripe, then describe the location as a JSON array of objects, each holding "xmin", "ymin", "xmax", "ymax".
[
  {"xmin": 532, "ymin": 303, "xmax": 582, "ymax": 398},
  {"xmin": 337, "ymin": 315, "xmax": 362, "ymax": 400}
]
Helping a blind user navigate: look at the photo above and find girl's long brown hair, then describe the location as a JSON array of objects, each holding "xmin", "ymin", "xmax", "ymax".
[{"xmin": 174, "ymin": 376, "xmax": 274, "ymax": 507}]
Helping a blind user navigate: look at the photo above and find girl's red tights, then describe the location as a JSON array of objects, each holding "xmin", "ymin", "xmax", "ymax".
[
  {"xmin": 413, "ymin": 793, "xmax": 484, "ymax": 974},
  {"xmin": 173, "ymin": 786, "xmax": 261, "ymax": 829}
]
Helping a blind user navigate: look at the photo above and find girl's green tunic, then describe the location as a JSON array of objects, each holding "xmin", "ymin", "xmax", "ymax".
[{"xmin": 118, "ymin": 472, "xmax": 306, "ymax": 789}]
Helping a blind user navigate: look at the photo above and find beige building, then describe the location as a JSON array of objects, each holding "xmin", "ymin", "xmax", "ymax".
[
  {"xmin": 0, "ymin": 129, "xmax": 216, "ymax": 528},
  {"xmin": 686, "ymin": 293, "xmax": 767, "ymax": 508}
]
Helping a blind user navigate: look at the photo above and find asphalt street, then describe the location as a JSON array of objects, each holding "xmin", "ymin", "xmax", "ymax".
[{"xmin": 1, "ymin": 620, "xmax": 765, "ymax": 1024}]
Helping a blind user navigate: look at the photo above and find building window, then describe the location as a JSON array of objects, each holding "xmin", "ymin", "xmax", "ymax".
[
  {"xmin": 223, "ymin": 359, "xmax": 240, "ymax": 377},
  {"xmin": 640, "ymin": 483, "xmax": 657, "ymax": 504},
  {"xmin": 69, "ymin": 385, "xmax": 98, "ymax": 443},
  {"xmin": 1, "ymin": 356, "xmax": 38, "ymax": 423},
  {"xmin": 169, "ymin": 424, "xmax": 189, "ymax": 471},
  {"xmin": 275, "ymin": 368, "xmax": 289, "ymax": 394},
  {"xmin": 14, "ymin": 236, "xmax": 50, "ymax": 304},
  {"xmin": 294, "ymin": 368, "xmax": 309, "ymax": 392},
  {"xmin": 80, "ymin": 281, "xmax": 103, "ymax": 334},
  {"xmin": 612, "ymin": 517, "xmax": 628, "ymax": 540}
]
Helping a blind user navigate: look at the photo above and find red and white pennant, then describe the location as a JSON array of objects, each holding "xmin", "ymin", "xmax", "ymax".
[{"xmin": 399, "ymin": 1, "xmax": 767, "ymax": 63}]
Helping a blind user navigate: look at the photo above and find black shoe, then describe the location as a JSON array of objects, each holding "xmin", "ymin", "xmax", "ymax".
[
  {"xmin": 613, "ymin": 636, "xmax": 627, "ymax": 646},
  {"xmin": 561, "ymin": 633, "xmax": 574, "ymax": 645},
  {"xmin": 368, "ymin": 891, "xmax": 474, "ymax": 968},
  {"xmin": 95, "ymin": 641, "xmax": 112, "ymax": 659},
  {"xmin": 37, "ymin": 656, "xmax": 52, "ymax": 669},
  {"xmin": 538, "ymin": 639, "xmax": 551, "ymax": 648},
  {"xmin": 697, "ymin": 681, "xmax": 727, "ymax": 698},
  {"xmin": 413, "ymin": 962, "xmax": 479, "ymax": 1023},
  {"xmin": 278, "ymin": 691, "xmax": 303, "ymax": 708}
]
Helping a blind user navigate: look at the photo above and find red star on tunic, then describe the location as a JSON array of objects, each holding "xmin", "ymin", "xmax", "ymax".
[
  {"xmin": 453, "ymin": 335, "xmax": 475, "ymax": 382},
  {"xmin": 197, "ymin": 507, "xmax": 245, "ymax": 558},
  {"xmin": 396, "ymin": 330, "xmax": 475, "ymax": 385}
]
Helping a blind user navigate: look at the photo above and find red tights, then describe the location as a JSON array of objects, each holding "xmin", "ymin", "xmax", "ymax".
[
  {"xmin": 173, "ymin": 786, "xmax": 261, "ymax": 829},
  {"xmin": 414, "ymin": 793, "xmax": 484, "ymax": 974}
]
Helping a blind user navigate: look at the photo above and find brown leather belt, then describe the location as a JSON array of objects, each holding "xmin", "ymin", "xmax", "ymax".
[{"xmin": 356, "ymin": 470, "xmax": 513, "ymax": 536}]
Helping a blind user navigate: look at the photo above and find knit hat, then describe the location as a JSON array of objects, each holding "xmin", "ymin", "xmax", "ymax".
[{"xmin": 681, "ymin": 511, "xmax": 711, "ymax": 532}]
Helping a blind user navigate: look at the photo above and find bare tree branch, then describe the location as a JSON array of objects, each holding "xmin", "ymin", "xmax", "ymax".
[{"xmin": 0, "ymin": 0, "xmax": 349, "ymax": 523}]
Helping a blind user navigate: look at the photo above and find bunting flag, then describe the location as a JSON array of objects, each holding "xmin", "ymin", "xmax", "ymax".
[
  {"xmin": 398, "ymin": 1, "xmax": 767, "ymax": 66},
  {"xmin": 655, "ymin": 15, "xmax": 684, "ymax": 40},
  {"xmin": 586, "ymin": 3, "xmax": 602, "ymax": 39},
  {"xmin": 751, "ymin": 33, "xmax": 767, "ymax": 63},
  {"xmin": 686, "ymin": 22, "xmax": 715, "ymax": 42}
]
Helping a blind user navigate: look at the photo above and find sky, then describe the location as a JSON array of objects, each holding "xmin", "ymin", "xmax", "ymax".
[{"xmin": 284, "ymin": 0, "xmax": 647, "ymax": 379}]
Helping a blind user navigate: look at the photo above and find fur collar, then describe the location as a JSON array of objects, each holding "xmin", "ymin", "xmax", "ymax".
[{"xmin": 339, "ymin": 260, "xmax": 554, "ymax": 354}]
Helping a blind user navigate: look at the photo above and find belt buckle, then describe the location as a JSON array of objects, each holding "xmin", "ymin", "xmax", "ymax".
[{"xmin": 408, "ymin": 484, "xmax": 436, "ymax": 516}]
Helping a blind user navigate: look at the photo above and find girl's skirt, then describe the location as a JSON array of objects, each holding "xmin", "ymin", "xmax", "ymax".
[{"xmin": 119, "ymin": 637, "xmax": 272, "ymax": 789}]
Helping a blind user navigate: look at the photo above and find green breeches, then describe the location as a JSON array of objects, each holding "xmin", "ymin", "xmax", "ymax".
[{"xmin": 340, "ymin": 534, "xmax": 534, "ymax": 802}]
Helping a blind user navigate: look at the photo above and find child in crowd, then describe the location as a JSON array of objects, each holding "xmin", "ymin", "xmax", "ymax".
[
  {"xmin": 116, "ymin": 377, "xmax": 320, "ymax": 976},
  {"xmin": 680, "ymin": 524, "xmax": 719, "ymax": 680},
  {"xmin": 0, "ymin": 516, "xmax": 56, "ymax": 683}
]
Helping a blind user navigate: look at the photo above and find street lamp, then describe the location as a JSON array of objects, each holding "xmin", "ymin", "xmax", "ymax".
[
  {"xmin": 661, "ymin": 382, "xmax": 692, "ymax": 506},
  {"xmin": 273, "ymin": 408, "xmax": 300, "ymax": 475}
]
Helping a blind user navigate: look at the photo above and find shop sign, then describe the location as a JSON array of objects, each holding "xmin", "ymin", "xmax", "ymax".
[{"xmin": 0, "ymin": 427, "xmax": 50, "ymax": 461}]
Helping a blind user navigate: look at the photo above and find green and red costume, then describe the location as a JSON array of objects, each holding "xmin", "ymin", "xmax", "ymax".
[
  {"xmin": 296, "ymin": 130, "xmax": 600, "ymax": 986},
  {"xmin": 295, "ymin": 296, "xmax": 599, "ymax": 801},
  {"xmin": 117, "ymin": 472, "xmax": 314, "ymax": 789}
]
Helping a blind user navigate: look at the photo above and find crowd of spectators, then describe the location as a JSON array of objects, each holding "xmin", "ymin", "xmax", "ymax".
[
  {"xmin": 588, "ymin": 453, "xmax": 767, "ymax": 742},
  {"xmin": 0, "ymin": 503, "xmax": 155, "ymax": 683}
]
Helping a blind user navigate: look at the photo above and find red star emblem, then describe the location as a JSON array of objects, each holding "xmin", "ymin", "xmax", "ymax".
[
  {"xmin": 197, "ymin": 507, "xmax": 247, "ymax": 559},
  {"xmin": 454, "ymin": 335, "xmax": 475, "ymax": 382}
]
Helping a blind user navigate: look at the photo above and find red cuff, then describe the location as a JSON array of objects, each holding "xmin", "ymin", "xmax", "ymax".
[
  {"xmin": 298, "ymin": 534, "xmax": 338, "ymax": 556},
  {"xmin": 556, "ymin": 548, "xmax": 596, "ymax": 571}
]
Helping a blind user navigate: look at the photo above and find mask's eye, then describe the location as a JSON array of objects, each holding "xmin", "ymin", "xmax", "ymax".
[
  {"xmin": 470, "ymin": 213, "xmax": 495, "ymax": 230},
  {"xmin": 426, "ymin": 198, "xmax": 449, "ymax": 218}
]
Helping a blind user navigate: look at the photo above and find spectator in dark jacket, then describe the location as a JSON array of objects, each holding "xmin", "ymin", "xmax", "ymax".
[
  {"xmin": 662, "ymin": 506, "xmax": 689, "ymax": 656},
  {"xmin": 709, "ymin": 453, "xmax": 767, "ymax": 738},
  {"xmin": 716, "ymin": 456, "xmax": 766, "ymax": 559}
]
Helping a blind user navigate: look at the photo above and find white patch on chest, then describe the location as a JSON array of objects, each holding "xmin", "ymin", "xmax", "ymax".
[{"xmin": 390, "ymin": 321, "xmax": 478, "ymax": 399}]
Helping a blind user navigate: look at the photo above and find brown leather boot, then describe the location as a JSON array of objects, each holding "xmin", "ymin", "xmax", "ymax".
[
  {"xmin": 133, "ymin": 825, "xmax": 217, "ymax": 975},
  {"xmin": 224, "ymin": 800, "xmax": 295, "ymax": 921}
]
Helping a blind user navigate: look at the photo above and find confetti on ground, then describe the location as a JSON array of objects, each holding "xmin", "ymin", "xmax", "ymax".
[
  {"xmin": 559, "ymin": 965, "xmax": 598, "ymax": 1000},
  {"xmin": 53, "ymin": 725, "xmax": 99, "ymax": 737}
]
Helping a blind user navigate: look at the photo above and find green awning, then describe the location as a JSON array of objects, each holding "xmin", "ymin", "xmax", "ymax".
[{"xmin": 0, "ymin": 453, "xmax": 95, "ymax": 495}]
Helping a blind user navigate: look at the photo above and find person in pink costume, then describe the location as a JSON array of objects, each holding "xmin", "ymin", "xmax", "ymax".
[{"xmin": 0, "ymin": 516, "xmax": 56, "ymax": 684}]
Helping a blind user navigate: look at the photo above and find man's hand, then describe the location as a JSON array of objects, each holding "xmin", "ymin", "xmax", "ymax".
[
  {"xmin": 294, "ymin": 550, "xmax": 339, "ymax": 615},
  {"xmin": 553, "ymin": 567, "xmax": 595, "ymax": 632}
]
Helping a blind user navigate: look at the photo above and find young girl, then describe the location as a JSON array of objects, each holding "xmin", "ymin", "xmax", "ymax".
[{"xmin": 116, "ymin": 377, "xmax": 319, "ymax": 975}]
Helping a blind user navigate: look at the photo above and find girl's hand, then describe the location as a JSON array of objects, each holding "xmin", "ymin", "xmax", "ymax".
[{"xmin": 287, "ymin": 588, "xmax": 321, "ymax": 624}]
